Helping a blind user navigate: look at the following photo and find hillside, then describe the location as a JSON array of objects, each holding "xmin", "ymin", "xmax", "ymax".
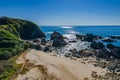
[
  {"xmin": 0, "ymin": 17, "xmax": 45, "ymax": 39},
  {"xmin": 0, "ymin": 17, "xmax": 46, "ymax": 80},
  {"xmin": 0, "ymin": 17, "xmax": 45, "ymax": 60}
]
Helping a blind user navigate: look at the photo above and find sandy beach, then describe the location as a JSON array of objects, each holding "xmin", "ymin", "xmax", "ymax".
[{"xmin": 16, "ymin": 49, "xmax": 107, "ymax": 80}]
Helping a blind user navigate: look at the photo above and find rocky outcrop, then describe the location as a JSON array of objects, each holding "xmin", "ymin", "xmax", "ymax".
[
  {"xmin": 91, "ymin": 41, "xmax": 105, "ymax": 49},
  {"xmin": 50, "ymin": 31, "xmax": 63, "ymax": 40},
  {"xmin": 107, "ymin": 44, "xmax": 117, "ymax": 49},
  {"xmin": 83, "ymin": 33, "xmax": 101, "ymax": 42},
  {"xmin": 76, "ymin": 34, "xmax": 84, "ymax": 40},
  {"xmin": 111, "ymin": 48, "xmax": 120, "ymax": 58},
  {"xmin": 50, "ymin": 31, "xmax": 67, "ymax": 47},
  {"xmin": 110, "ymin": 35, "xmax": 120, "ymax": 39},
  {"xmin": 94, "ymin": 49, "xmax": 111, "ymax": 58},
  {"xmin": 102, "ymin": 38, "xmax": 115, "ymax": 42}
]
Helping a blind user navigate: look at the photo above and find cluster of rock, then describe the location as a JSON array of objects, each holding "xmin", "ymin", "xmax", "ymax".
[{"xmin": 50, "ymin": 31, "xmax": 67, "ymax": 47}]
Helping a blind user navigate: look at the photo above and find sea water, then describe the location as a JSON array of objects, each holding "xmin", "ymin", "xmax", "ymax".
[{"xmin": 40, "ymin": 26, "xmax": 120, "ymax": 46}]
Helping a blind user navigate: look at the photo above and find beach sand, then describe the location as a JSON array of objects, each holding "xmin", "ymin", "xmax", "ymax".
[{"xmin": 16, "ymin": 49, "xmax": 107, "ymax": 80}]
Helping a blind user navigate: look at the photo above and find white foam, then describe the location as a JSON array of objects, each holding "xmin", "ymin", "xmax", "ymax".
[
  {"xmin": 46, "ymin": 32, "xmax": 53, "ymax": 34},
  {"xmin": 63, "ymin": 34, "xmax": 77, "ymax": 43},
  {"xmin": 58, "ymin": 41, "xmax": 90, "ymax": 54},
  {"xmin": 60, "ymin": 26, "xmax": 73, "ymax": 29},
  {"xmin": 65, "ymin": 30, "xmax": 79, "ymax": 34},
  {"xmin": 63, "ymin": 34, "xmax": 76, "ymax": 39}
]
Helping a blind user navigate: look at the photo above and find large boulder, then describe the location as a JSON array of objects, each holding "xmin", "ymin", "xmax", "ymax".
[
  {"xmin": 111, "ymin": 48, "xmax": 120, "ymax": 58},
  {"xmin": 102, "ymin": 38, "xmax": 115, "ymax": 42},
  {"xmin": 107, "ymin": 44, "xmax": 117, "ymax": 49},
  {"xmin": 83, "ymin": 33, "xmax": 101, "ymax": 42},
  {"xmin": 91, "ymin": 41, "xmax": 105, "ymax": 49},
  {"xmin": 50, "ymin": 31, "xmax": 64, "ymax": 40},
  {"xmin": 110, "ymin": 35, "xmax": 120, "ymax": 39},
  {"xmin": 94, "ymin": 49, "xmax": 111, "ymax": 58},
  {"xmin": 50, "ymin": 31, "xmax": 67, "ymax": 47}
]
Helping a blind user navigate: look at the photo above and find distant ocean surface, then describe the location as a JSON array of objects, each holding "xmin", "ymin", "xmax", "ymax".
[{"xmin": 40, "ymin": 26, "xmax": 120, "ymax": 46}]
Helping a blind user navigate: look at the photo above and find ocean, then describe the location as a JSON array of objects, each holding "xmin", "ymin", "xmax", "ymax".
[{"xmin": 40, "ymin": 26, "xmax": 120, "ymax": 46}]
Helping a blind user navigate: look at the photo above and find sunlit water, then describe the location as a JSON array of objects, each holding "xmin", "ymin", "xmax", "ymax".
[{"xmin": 40, "ymin": 26, "xmax": 120, "ymax": 47}]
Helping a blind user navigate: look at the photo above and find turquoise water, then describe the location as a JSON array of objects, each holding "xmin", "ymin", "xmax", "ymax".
[{"xmin": 40, "ymin": 26, "xmax": 120, "ymax": 46}]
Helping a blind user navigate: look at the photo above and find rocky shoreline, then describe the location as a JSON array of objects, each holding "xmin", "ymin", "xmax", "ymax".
[
  {"xmin": 1, "ymin": 17, "xmax": 120, "ymax": 80},
  {"xmin": 29, "ymin": 31, "xmax": 120, "ymax": 59},
  {"xmin": 24, "ymin": 31, "xmax": 120, "ymax": 79}
]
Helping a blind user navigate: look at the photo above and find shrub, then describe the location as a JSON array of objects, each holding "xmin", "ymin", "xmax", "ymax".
[{"xmin": 0, "ymin": 51, "xmax": 12, "ymax": 60}]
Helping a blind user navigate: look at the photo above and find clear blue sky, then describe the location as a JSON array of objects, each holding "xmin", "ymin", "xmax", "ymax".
[{"xmin": 0, "ymin": 0, "xmax": 120, "ymax": 25}]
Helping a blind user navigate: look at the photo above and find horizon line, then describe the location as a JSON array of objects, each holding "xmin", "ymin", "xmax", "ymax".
[{"xmin": 39, "ymin": 24, "xmax": 120, "ymax": 26}]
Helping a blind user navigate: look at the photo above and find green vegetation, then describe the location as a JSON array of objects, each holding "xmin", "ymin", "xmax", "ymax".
[
  {"xmin": 0, "ymin": 16, "xmax": 45, "ymax": 79},
  {"xmin": 0, "ymin": 16, "xmax": 45, "ymax": 60},
  {"xmin": 0, "ymin": 16, "xmax": 45, "ymax": 40},
  {"xmin": 0, "ymin": 26, "xmax": 30, "ymax": 60},
  {"xmin": 0, "ymin": 55, "xmax": 22, "ymax": 80}
]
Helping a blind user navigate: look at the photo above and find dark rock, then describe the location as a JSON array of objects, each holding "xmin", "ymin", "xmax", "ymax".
[
  {"xmin": 50, "ymin": 31, "xmax": 64, "ymax": 40},
  {"xmin": 31, "ymin": 44, "xmax": 42, "ymax": 50},
  {"xmin": 91, "ymin": 71, "xmax": 98, "ymax": 78},
  {"xmin": 72, "ymin": 54, "xmax": 81, "ymax": 58},
  {"xmin": 110, "ymin": 35, "xmax": 120, "ymax": 39},
  {"xmin": 111, "ymin": 48, "xmax": 120, "ymax": 58},
  {"xmin": 33, "ymin": 39, "xmax": 40, "ymax": 43},
  {"xmin": 41, "ymin": 38, "xmax": 46, "ymax": 45},
  {"xmin": 43, "ymin": 46, "xmax": 51, "ymax": 52},
  {"xmin": 68, "ymin": 49, "xmax": 81, "ymax": 58},
  {"xmin": 91, "ymin": 41, "xmax": 105, "ymax": 49},
  {"xmin": 64, "ymin": 53, "xmax": 72, "ymax": 57},
  {"xmin": 52, "ymin": 39, "xmax": 67, "ymax": 47},
  {"xmin": 94, "ymin": 49, "xmax": 111, "ymax": 58},
  {"xmin": 69, "ymin": 49, "xmax": 78, "ymax": 54},
  {"xmin": 50, "ymin": 31, "xmax": 67, "ymax": 47},
  {"xmin": 102, "ymin": 38, "xmax": 115, "ymax": 42},
  {"xmin": 107, "ymin": 44, "xmax": 117, "ymax": 49},
  {"xmin": 69, "ymin": 40, "xmax": 77, "ymax": 43},
  {"xmin": 83, "ymin": 33, "xmax": 100, "ymax": 42},
  {"xmin": 19, "ymin": 24, "xmax": 45, "ymax": 40},
  {"xmin": 76, "ymin": 34, "xmax": 84, "ymax": 40},
  {"xmin": 79, "ymin": 50, "xmax": 93, "ymax": 57}
]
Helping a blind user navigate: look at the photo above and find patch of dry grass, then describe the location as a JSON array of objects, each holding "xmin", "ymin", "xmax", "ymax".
[{"xmin": 35, "ymin": 65, "xmax": 61, "ymax": 80}]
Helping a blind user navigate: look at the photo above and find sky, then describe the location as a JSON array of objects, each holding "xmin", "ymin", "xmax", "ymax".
[{"xmin": 0, "ymin": 0, "xmax": 120, "ymax": 25}]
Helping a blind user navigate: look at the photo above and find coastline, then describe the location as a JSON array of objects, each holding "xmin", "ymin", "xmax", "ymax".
[{"xmin": 0, "ymin": 17, "xmax": 120, "ymax": 80}]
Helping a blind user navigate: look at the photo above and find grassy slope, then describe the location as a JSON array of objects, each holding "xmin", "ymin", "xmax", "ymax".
[
  {"xmin": 0, "ymin": 17, "xmax": 45, "ymax": 79},
  {"xmin": 0, "ymin": 17, "xmax": 45, "ymax": 60}
]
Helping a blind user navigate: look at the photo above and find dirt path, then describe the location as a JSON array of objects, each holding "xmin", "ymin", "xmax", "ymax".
[{"xmin": 16, "ymin": 49, "xmax": 107, "ymax": 80}]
